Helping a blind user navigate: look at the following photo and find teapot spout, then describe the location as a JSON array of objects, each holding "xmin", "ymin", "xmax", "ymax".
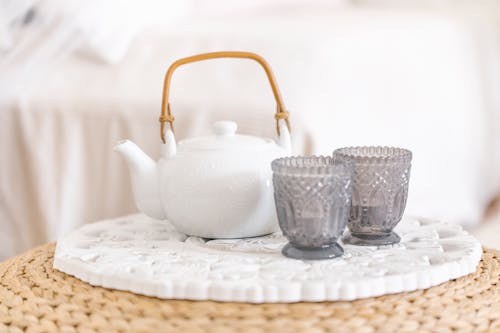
[{"xmin": 114, "ymin": 140, "xmax": 166, "ymax": 219}]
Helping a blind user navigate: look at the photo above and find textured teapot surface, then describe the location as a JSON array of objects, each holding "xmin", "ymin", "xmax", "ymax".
[
  {"xmin": 115, "ymin": 51, "xmax": 292, "ymax": 238},
  {"xmin": 158, "ymin": 120, "xmax": 290, "ymax": 238},
  {"xmin": 115, "ymin": 120, "xmax": 291, "ymax": 238}
]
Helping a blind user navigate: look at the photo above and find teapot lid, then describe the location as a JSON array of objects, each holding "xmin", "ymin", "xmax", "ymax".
[{"xmin": 177, "ymin": 121, "xmax": 279, "ymax": 152}]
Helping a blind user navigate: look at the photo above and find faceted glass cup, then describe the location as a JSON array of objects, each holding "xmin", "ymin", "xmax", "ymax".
[
  {"xmin": 271, "ymin": 156, "xmax": 352, "ymax": 260},
  {"xmin": 333, "ymin": 146, "xmax": 412, "ymax": 246}
]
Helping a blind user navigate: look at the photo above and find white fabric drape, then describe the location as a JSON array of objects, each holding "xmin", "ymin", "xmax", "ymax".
[{"xmin": 1, "ymin": 3, "xmax": 500, "ymax": 259}]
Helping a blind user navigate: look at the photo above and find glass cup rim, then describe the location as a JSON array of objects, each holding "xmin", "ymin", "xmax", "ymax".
[
  {"xmin": 271, "ymin": 155, "xmax": 352, "ymax": 176},
  {"xmin": 333, "ymin": 146, "xmax": 412, "ymax": 163}
]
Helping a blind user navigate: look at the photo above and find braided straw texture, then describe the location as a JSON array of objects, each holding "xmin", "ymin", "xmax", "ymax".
[{"xmin": 0, "ymin": 243, "xmax": 499, "ymax": 333}]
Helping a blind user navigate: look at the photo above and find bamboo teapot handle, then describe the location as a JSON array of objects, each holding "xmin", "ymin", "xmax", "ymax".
[{"xmin": 160, "ymin": 51, "xmax": 290, "ymax": 143}]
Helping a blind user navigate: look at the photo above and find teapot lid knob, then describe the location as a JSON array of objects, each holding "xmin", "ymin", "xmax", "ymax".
[{"xmin": 213, "ymin": 121, "xmax": 237, "ymax": 137}]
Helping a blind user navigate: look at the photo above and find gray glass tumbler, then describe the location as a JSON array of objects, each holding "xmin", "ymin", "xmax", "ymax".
[
  {"xmin": 271, "ymin": 156, "xmax": 352, "ymax": 260},
  {"xmin": 333, "ymin": 146, "xmax": 412, "ymax": 246}
]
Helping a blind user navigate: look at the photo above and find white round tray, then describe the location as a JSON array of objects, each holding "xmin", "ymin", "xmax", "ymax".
[{"xmin": 53, "ymin": 214, "xmax": 482, "ymax": 303}]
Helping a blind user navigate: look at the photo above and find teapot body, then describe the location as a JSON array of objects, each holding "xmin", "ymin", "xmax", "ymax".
[
  {"xmin": 115, "ymin": 51, "xmax": 293, "ymax": 238},
  {"xmin": 159, "ymin": 147, "xmax": 285, "ymax": 238}
]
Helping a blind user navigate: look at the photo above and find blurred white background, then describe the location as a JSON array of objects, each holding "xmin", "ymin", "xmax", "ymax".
[{"xmin": 1, "ymin": 0, "xmax": 499, "ymax": 259}]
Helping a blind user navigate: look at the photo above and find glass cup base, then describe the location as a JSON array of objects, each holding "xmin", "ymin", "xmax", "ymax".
[
  {"xmin": 282, "ymin": 242, "xmax": 344, "ymax": 260},
  {"xmin": 343, "ymin": 231, "xmax": 401, "ymax": 246}
]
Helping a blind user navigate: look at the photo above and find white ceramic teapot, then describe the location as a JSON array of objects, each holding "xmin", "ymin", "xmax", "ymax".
[{"xmin": 114, "ymin": 52, "xmax": 292, "ymax": 238}]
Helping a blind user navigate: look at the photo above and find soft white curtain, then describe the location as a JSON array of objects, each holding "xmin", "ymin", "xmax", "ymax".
[
  {"xmin": 1, "ymin": 0, "xmax": 500, "ymax": 260},
  {"xmin": 0, "ymin": 0, "xmax": 189, "ymax": 98}
]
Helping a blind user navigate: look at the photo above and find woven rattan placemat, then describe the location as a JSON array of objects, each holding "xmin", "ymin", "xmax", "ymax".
[{"xmin": 0, "ymin": 243, "xmax": 499, "ymax": 333}]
